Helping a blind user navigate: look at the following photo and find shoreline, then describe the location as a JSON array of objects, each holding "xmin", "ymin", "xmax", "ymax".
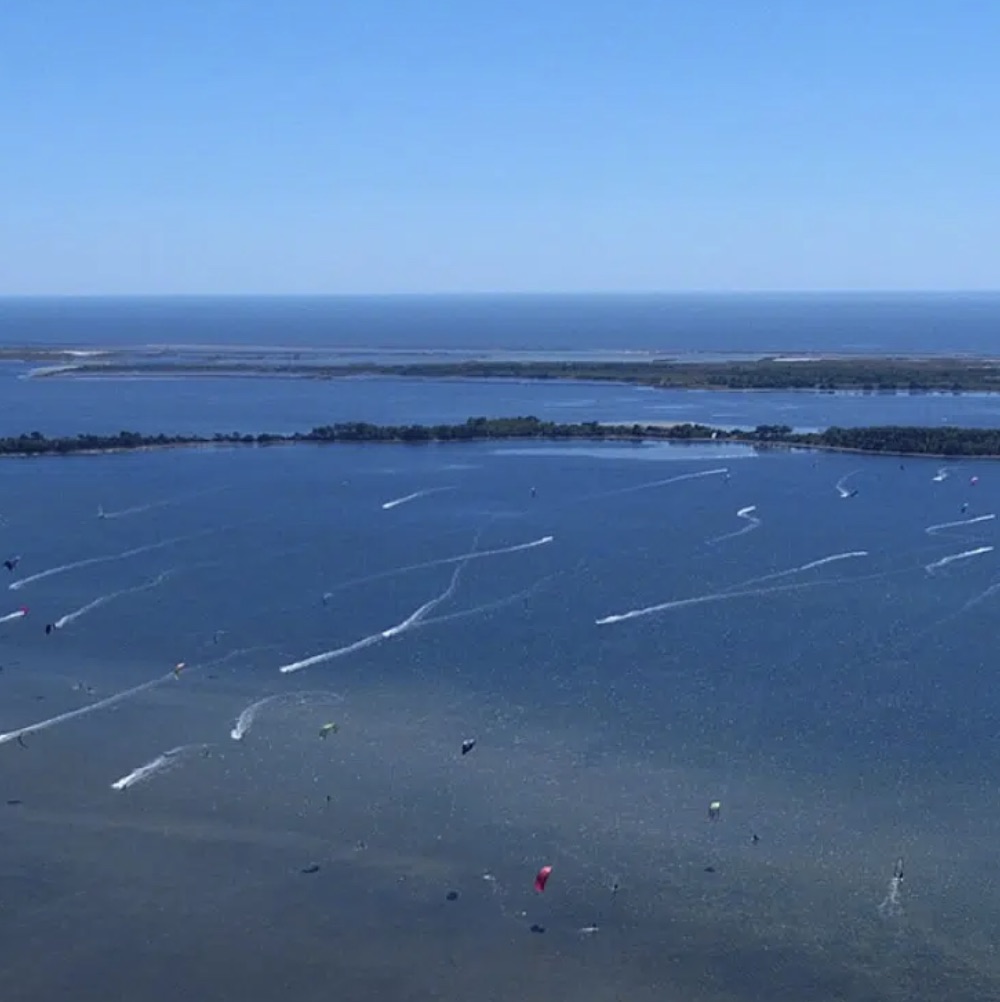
[
  {"xmin": 5, "ymin": 349, "xmax": 1000, "ymax": 393},
  {"xmin": 3, "ymin": 418, "xmax": 1000, "ymax": 460}
]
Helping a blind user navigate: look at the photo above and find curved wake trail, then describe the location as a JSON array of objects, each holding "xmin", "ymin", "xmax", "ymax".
[
  {"xmin": 381, "ymin": 487, "xmax": 453, "ymax": 511},
  {"xmin": 280, "ymin": 561, "xmax": 467, "ymax": 675},
  {"xmin": 596, "ymin": 551, "xmax": 871, "ymax": 627},
  {"xmin": 285, "ymin": 525, "xmax": 555, "ymax": 674},
  {"xmin": 708, "ymin": 505, "xmax": 761, "ymax": 545},
  {"xmin": 925, "ymin": 546, "xmax": 993, "ymax": 575},
  {"xmin": 110, "ymin": 743, "xmax": 209, "ymax": 790},
  {"xmin": 0, "ymin": 646, "xmax": 265, "ymax": 748},
  {"xmin": 835, "ymin": 471, "xmax": 860, "ymax": 498},
  {"xmin": 53, "ymin": 571, "xmax": 172, "ymax": 630},
  {"xmin": 324, "ymin": 535, "xmax": 554, "ymax": 595},
  {"xmin": 9, "ymin": 531, "xmax": 206, "ymax": 591},
  {"xmin": 230, "ymin": 690, "xmax": 345, "ymax": 740},
  {"xmin": 721, "ymin": 551, "xmax": 870, "ymax": 594},
  {"xmin": 924, "ymin": 514, "xmax": 995, "ymax": 535},
  {"xmin": 596, "ymin": 577, "xmax": 855, "ymax": 626},
  {"xmin": 0, "ymin": 607, "xmax": 28, "ymax": 624},
  {"xmin": 932, "ymin": 467, "xmax": 950, "ymax": 483},
  {"xmin": 416, "ymin": 570, "xmax": 563, "ymax": 632}
]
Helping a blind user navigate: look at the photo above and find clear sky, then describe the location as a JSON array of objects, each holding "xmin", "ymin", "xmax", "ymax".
[{"xmin": 2, "ymin": 1, "xmax": 998, "ymax": 294}]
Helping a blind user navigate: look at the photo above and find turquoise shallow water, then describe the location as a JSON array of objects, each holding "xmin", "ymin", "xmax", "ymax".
[{"xmin": 2, "ymin": 436, "xmax": 1000, "ymax": 1000}]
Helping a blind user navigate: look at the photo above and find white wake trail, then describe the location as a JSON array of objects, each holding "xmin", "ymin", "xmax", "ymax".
[
  {"xmin": 924, "ymin": 514, "xmax": 995, "ymax": 535},
  {"xmin": 98, "ymin": 486, "xmax": 227, "ymax": 520},
  {"xmin": 381, "ymin": 487, "xmax": 454, "ymax": 511},
  {"xmin": 324, "ymin": 535, "xmax": 554, "ymax": 595},
  {"xmin": 932, "ymin": 467, "xmax": 950, "ymax": 483},
  {"xmin": 110, "ymin": 743, "xmax": 209, "ymax": 790},
  {"xmin": 417, "ymin": 571, "xmax": 563, "ymax": 631},
  {"xmin": 0, "ymin": 607, "xmax": 28, "ymax": 624},
  {"xmin": 0, "ymin": 670, "xmax": 177, "ymax": 746},
  {"xmin": 9, "ymin": 531, "xmax": 205, "ymax": 590},
  {"xmin": 597, "ymin": 467, "xmax": 730, "ymax": 502},
  {"xmin": 721, "ymin": 551, "xmax": 871, "ymax": 594},
  {"xmin": 835, "ymin": 470, "xmax": 860, "ymax": 498},
  {"xmin": 596, "ymin": 551, "xmax": 871, "ymax": 627},
  {"xmin": 230, "ymin": 690, "xmax": 345, "ymax": 740},
  {"xmin": 596, "ymin": 577, "xmax": 857, "ymax": 626},
  {"xmin": 280, "ymin": 562, "xmax": 468, "ymax": 675},
  {"xmin": 0, "ymin": 647, "xmax": 259, "ymax": 748},
  {"xmin": 950, "ymin": 578, "xmax": 1000, "ymax": 622},
  {"xmin": 924, "ymin": 546, "xmax": 993, "ymax": 575},
  {"xmin": 708, "ymin": 505, "xmax": 761, "ymax": 545},
  {"xmin": 53, "ymin": 571, "xmax": 172, "ymax": 629}
]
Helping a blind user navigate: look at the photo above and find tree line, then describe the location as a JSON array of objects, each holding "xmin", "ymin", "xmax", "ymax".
[
  {"xmin": 36, "ymin": 356, "xmax": 1000, "ymax": 393},
  {"xmin": 4, "ymin": 417, "xmax": 1000, "ymax": 457}
]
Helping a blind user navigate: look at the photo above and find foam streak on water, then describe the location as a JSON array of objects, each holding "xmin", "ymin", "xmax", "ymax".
[
  {"xmin": 9, "ymin": 531, "xmax": 207, "ymax": 591},
  {"xmin": 230, "ymin": 690, "xmax": 345, "ymax": 740},
  {"xmin": 924, "ymin": 513, "xmax": 995, "ymax": 535},
  {"xmin": 381, "ymin": 487, "xmax": 454, "ymax": 510},
  {"xmin": 925, "ymin": 546, "xmax": 994, "ymax": 575},
  {"xmin": 708, "ymin": 505, "xmax": 761, "ymax": 545},
  {"xmin": 325, "ymin": 535, "xmax": 553, "ymax": 594},
  {"xmin": 596, "ymin": 551, "xmax": 871, "ymax": 626},
  {"xmin": 0, "ymin": 647, "xmax": 262, "ymax": 747},
  {"xmin": 53, "ymin": 570, "xmax": 172, "ymax": 629},
  {"xmin": 110, "ymin": 743, "xmax": 209, "ymax": 790},
  {"xmin": 279, "ymin": 561, "xmax": 466, "ymax": 674}
]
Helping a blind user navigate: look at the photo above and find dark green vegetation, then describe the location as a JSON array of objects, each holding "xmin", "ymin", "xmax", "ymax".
[
  {"xmin": 4, "ymin": 418, "xmax": 1000, "ymax": 458},
  {"xmin": 23, "ymin": 355, "xmax": 1000, "ymax": 392}
]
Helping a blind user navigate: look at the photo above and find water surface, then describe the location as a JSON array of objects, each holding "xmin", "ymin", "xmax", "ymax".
[{"xmin": 1, "ymin": 439, "xmax": 999, "ymax": 1000}]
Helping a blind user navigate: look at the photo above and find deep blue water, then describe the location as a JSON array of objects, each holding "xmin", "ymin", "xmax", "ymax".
[
  {"xmin": 2, "ymin": 437, "xmax": 1000, "ymax": 1000},
  {"xmin": 2, "ymin": 295, "xmax": 1000, "ymax": 1001},
  {"xmin": 2, "ymin": 292, "xmax": 1000, "ymax": 356}
]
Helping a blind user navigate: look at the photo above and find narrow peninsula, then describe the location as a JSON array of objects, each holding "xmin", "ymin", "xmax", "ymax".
[
  {"xmin": 5, "ymin": 418, "xmax": 1000, "ymax": 459},
  {"xmin": 9, "ymin": 348, "xmax": 1000, "ymax": 393}
]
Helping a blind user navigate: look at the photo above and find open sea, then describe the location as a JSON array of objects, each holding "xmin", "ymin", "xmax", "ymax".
[{"xmin": 2, "ymin": 295, "xmax": 1000, "ymax": 1001}]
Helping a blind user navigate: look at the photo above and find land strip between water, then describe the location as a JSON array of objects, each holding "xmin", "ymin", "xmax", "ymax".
[
  {"xmin": 4, "ymin": 418, "xmax": 1000, "ymax": 460},
  {"xmin": 9, "ymin": 350, "xmax": 1000, "ymax": 393}
]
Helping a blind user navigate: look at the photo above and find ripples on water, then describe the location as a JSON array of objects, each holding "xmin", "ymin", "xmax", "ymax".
[{"xmin": 0, "ymin": 434, "xmax": 999, "ymax": 1001}]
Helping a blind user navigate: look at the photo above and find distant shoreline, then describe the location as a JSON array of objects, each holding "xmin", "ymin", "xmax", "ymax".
[
  {"xmin": 4, "ymin": 418, "xmax": 1000, "ymax": 460},
  {"xmin": 7, "ymin": 350, "xmax": 1000, "ymax": 393}
]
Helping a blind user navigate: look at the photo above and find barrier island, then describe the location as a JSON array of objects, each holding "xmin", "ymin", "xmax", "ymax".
[
  {"xmin": 4, "ymin": 418, "xmax": 1000, "ymax": 458},
  {"xmin": 16, "ymin": 353, "xmax": 1000, "ymax": 392}
]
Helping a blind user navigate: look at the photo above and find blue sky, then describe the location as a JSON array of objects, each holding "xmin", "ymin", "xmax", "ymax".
[{"xmin": 2, "ymin": 1, "xmax": 998, "ymax": 294}]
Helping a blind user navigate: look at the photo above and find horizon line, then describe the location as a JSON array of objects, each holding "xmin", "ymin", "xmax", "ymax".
[{"xmin": 1, "ymin": 288, "xmax": 999, "ymax": 300}]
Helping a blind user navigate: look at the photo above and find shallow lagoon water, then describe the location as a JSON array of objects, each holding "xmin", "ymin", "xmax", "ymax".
[
  {"xmin": 9, "ymin": 364, "xmax": 1000, "ymax": 437},
  {"xmin": 2, "ymin": 437, "xmax": 1000, "ymax": 1000}
]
